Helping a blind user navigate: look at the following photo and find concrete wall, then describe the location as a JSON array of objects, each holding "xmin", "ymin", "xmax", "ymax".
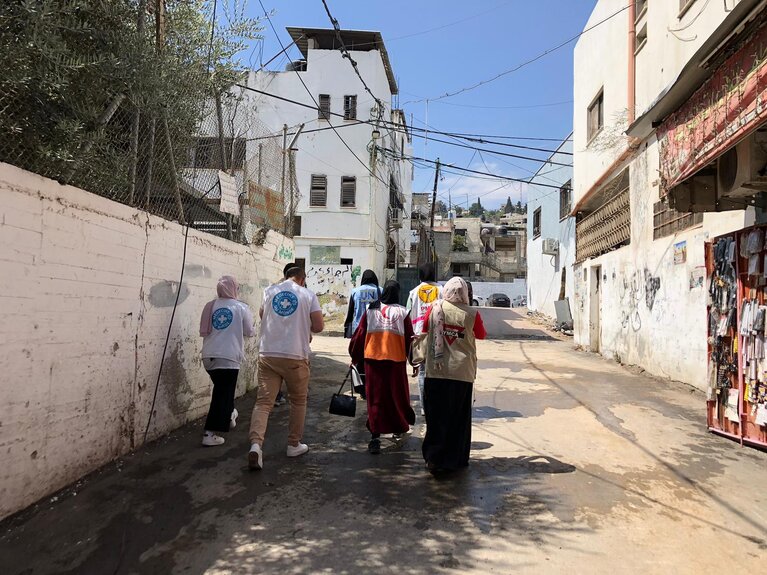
[
  {"xmin": 571, "ymin": 1, "xmax": 759, "ymax": 389},
  {"xmin": 570, "ymin": 138, "xmax": 751, "ymax": 389},
  {"xmin": 526, "ymin": 139, "xmax": 575, "ymax": 319},
  {"xmin": 0, "ymin": 163, "xmax": 292, "ymax": 520}
]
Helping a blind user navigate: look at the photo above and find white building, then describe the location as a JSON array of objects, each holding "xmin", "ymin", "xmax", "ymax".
[
  {"xmin": 526, "ymin": 137, "xmax": 574, "ymax": 321},
  {"xmin": 571, "ymin": 0, "xmax": 766, "ymax": 389},
  {"xmin": 250, "ymin": 28, "xmax": 412, "ymax": 314}
]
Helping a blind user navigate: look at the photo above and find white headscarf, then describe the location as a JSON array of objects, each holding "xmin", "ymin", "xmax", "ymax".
[{"xmin": 431, "ymin": 277, "xmax": 469, "ymax": 367}]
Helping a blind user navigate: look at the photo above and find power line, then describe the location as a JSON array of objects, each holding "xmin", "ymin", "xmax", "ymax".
[
  {"xmin": 403, "ymin": 4, "xmax": 632, "ymax": 104},
  {"xmin": 406, "ymin": 154, "xmax": 563, "ymax": 190},
  {"xmin": 236, "ymin": 85, "xmax": 572, "ymax": 165},
  {"xmin": 434, "ymin": 99, "xmax": 573, "ymax": 110},
  {"xmin": 319, "ymin": 0, "xmax": 385, "ymax": 119},
  {"xmin": 255, "ymin": 0, "xmax": 389, "ymax": 191},
  {"xmin": 389, "ymin": 1, "xmax": 514, "ymax": 41}
]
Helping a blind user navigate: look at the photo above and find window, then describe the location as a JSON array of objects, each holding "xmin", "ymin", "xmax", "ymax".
[
  {"xmin": 340, "ymin": 258, "xmax": 354, "ymax": 265},
  {"xmin": 653, "ymin": 201, "xmax": 703, "ymax": 239},
  {"xmin": 636, "ymin": 0, "xmax": 647, "ymax": 19},
  {"xmin": 294, "ymin": 258, "xmax": 306, "ymax": 270},
  {"xmin": 533, "ymin": 207, "xmax": 542, "ymax": 239},
  {"xmin": 559, "ymin": 180, "xmax": 572, "ymax": 220},
  {"xmin": 587, "ymin": 89, "xmax": 604, "ymax": 142},
  {"xmin": 318, "ymin": 94, "xmax": 331, "ymax": 120},
  {"xmin": 292, "ymin": 215, "xmax": 302, "ymax": 237},
  {"xmin": 309, "ymin": 174, "xmax": 327, "ymax": 207},
  {"xmin": 343, "ymin": 95, "xmax": 357, "ymax": 120},
  {"xmin": 679, "ymin": 0, "xmax": 696, "ymax": 16},
  {"xmin": 635, "ymin": 24, "xmax": 647, "ymax": 54},
  {"xmin": 191, "ymin": 137, "xmax": 246, "ymax": 169},
  {"xmin": 341, "ymin": 176, "xmax": 356, "ymax": 208},
  {"xmin": 455, "ymin": 228, "xmax": 467, "ymax": 237}
]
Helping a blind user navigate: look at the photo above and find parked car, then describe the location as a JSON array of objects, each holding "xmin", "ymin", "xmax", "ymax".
[
  {"xmin": 487, "ymin": 293, "xmax": 511, "ymax": 308},
  {"xmin": 472, "ymin": 295, "xmax": 486, "ymax": 307},
  {"xmin": 512, "ymin": 295, "xmax": 527, "ymax": 308}
]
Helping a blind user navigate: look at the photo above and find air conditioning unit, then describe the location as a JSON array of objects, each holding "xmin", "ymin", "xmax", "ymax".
[
  {"xmin": 717, "ymin": 131, "xmax": 767, "ymax": 198},
  {"xmin": 542, "ymin": 238, "xmax": 559, "ymax": 256},
  {"xmin": 389, "ymin": 208, "xmax": 402, "ymax": 229}
]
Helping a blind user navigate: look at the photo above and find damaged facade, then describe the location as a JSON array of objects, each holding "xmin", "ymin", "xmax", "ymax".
[{"xmin": 572, "ymin": 0, "xmax": 767, "ymax": 389}]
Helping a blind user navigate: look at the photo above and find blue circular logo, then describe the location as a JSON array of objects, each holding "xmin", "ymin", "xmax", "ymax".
[
  {"xmin": 272, "ymin": 291, "xmax": 299, "ymax": 317},
  {"xmin": 212, "ymin": 308, "xmax": 233, "ymax": 330}
]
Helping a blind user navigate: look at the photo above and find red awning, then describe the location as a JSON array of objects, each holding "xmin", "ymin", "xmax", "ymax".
[{"xmin": 659, "ymin": 17, "xmax": 767, "ymax": 193}]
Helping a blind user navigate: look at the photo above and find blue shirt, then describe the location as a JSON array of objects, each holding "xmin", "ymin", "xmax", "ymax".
[{"xmin": 348, "ymin": 284, "xmax": 382, "ymax": 335}]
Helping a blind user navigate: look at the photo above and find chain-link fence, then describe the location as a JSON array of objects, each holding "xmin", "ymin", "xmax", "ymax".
[{"xmin": 0, "ymin": 1, "xmax": 296, "ymax": 243}]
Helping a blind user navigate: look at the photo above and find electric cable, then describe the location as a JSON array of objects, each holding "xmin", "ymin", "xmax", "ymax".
[
  {"xmin": 403, "ymin": 3, "xmax": 633, "ymax": 104},
  {"xmin": 235, "ymin": 85, "xmax": 572, "ymax": 164}
]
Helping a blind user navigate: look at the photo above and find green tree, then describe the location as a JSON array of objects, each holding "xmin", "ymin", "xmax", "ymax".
[
  {"xmin": 504, "ymin": 196, "xmax": 513, "ymax": 214},
  {"xmin": 0, "ymin": 0, "xmax": 260, "ymax": 206},
  {"xmin": 452, "ymin": 234, "xmax": 468, "ymax": 252},
  {"xmin": 468, "ymin": 198, "xmax": 484, "ymax": 217},
  {"xmin": 434, "ymin": 200, "xmax": 448, "ymax": 216},
  {"xmin": 455, "ymin": 206, "xmax": 464, "ymax": 216},
  {"xmin": 515, "ymin": 200, "xmax": 523, "ymax": 213}
]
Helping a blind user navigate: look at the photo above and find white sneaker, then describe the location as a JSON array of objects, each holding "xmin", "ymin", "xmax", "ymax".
[
  {"xmin": 286, "ymin": 443, "xmax": 309, "ymax": 458},
  {"xmin": 248, "ymin": 443, "xmax": 263, "ymax": 470},
  {"xmin": 202, "ymin": 433, "xmax": 225, "ymax": 446},
  {"xmin": 230, "ymin": 408, "xmax": 239, "ymax": 429}
]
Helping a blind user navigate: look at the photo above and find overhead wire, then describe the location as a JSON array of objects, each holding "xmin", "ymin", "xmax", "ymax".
[{"xmin": 403, "ymin": 3, "xmax": 633, "ymax": 104}]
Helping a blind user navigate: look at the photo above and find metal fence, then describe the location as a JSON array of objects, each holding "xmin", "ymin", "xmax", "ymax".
[{"xmin": 0, "ymin": 1, "xmax": 296, "ymax": 244}]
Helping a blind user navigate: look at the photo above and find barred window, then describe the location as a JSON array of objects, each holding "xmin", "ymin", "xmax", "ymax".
[
  {"xmin": 341, "ymin": 176, "xmax": 356, "ymax": 208},
  {"xmin": 533, "ymin": 207, "xmax": 542, "ymax": 239},
  {"xmin": 653, "ymin": 201, "xmax": 702, "ymax": 239},
  {"xmin": 309, "ymin": 175, "xmax": 327, "ymax": 207},
  {"xmin": 559, "ymin": 180, "xmax": 572, "ymax": 220},
  {"xmin": 318, "ymin": 94, "xmax": 331, "ymax": 120},
  {"xmin": 343, "ymin": 95, "xmax": 357, "ymax": 120}
]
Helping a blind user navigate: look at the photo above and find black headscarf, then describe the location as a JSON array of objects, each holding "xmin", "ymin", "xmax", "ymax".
[
  {"xmin": 360, "ymin": 269, "xmax": 379, "ymax": 287},
  {"xmin": 380, "ymin": 280, "xmax": 400, "ymax": 305},
  {"xmin": 418, "ymin": 262, "xmax": 436, "ymax": 282}
]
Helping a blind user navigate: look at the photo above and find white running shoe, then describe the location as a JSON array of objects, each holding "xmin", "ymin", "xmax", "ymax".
[
  {"xmin": 286, "ymin": 443, "xmax": 309, "ymax": 458},
  {"xmin": 202, "ymin": 433, "xmax": 225, "ymax": 446},
  {"xmin": 230, "ymin": 408, "xmax": 239, "ymax": 429},
  {"xmin": 248, "ymin": 443, "xmax": 263, "ymax": 470}
]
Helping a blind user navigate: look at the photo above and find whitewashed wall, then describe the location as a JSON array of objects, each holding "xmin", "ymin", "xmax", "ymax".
[
  {"xmin": 0, "ymin": 163, "xmax": 292, "ymax": 520},
  {"xmin": 526, "ymin": 139, "xmax": 575, "ymax": 319},
  {"xmin": 571, "ymin": 140, "xmax": 750, "ymax": 389}
]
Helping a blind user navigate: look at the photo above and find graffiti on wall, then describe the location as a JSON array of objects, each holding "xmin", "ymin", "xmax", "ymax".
[
  {"xmin": 644, "ymin": 269, "xmax": 661, "ymax": 311},
  {"xmin": 619, "ymin": 271, "xmax": 642, "ymax": 332},
  {"xmin": 306, "ymin": 265, "xmax": 362, "ymax": 317}
]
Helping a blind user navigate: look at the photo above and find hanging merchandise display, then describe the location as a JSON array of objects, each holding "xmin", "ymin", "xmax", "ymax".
[{"xmin": 706, "ymin": 226, "xmax": 767, "ymax": 448}]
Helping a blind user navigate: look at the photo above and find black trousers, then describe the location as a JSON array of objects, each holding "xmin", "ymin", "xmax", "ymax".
[
  {"xmin": 422, "ymin": 378, "xmax": 473, "ymax": 471},
  {"xmin": 204, "ymin": 369, "xmax": 239, "ymax": 433}
]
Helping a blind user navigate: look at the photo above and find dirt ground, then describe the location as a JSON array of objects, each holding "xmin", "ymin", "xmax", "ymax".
[{"xmin": 1, "ymin": 316, "xmax": 766, "ymax": 574}]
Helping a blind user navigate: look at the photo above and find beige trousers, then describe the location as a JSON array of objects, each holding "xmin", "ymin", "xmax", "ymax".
[{"xmin": 249, "ymin": 356, "xmax": 310, "ymax": 447}]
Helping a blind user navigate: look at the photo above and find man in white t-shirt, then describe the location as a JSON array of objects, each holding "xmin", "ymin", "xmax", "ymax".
[{"xmin": 248, "ymin": 266, "xmax": 323, "ymax": 469}]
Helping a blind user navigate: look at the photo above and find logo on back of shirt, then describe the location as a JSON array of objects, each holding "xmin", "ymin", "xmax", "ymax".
[
  {"xmin": 212, "ymin": 308, "xmax": 233, "ymax": 330},
  {"xmin": 443, "ymin": 324, "xmax": 465, "ymax": 345},
  {"xmin": 272, "ymin": 291, "xmax": 299, "ymax": 317},
  {"xmin": 418, "ymin": 285, "xmax": 438, "ymax": 304}
]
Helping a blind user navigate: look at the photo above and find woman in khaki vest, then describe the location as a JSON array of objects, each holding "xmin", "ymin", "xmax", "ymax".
[{"xmin": 421, "ymin": 277, "xmax": 486, "ymax": 474}]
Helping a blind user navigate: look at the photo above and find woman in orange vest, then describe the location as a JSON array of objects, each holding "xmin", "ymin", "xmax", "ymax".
[
  {"xmin": 349, "ymin": 280, "xmax": 415, "ymax": 454},
  {"xmin": 421, "ymin": 276, "xmax": 486, "ymax": 474}
]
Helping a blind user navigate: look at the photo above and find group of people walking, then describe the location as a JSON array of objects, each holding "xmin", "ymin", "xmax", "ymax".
[{"xmin": 198, "ymin": 261, "xmax": 485, "ymax": 475}]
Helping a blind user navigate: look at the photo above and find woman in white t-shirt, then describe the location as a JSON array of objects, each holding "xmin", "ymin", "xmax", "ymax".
[{"xmin": 199, "ymin": 275, "xmax": 255, "ymax": 446}]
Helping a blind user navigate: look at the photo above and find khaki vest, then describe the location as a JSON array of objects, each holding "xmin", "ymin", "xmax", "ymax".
[{"xmin": 425, "ymin": 301, "xmax": 478, "ymax": 382}]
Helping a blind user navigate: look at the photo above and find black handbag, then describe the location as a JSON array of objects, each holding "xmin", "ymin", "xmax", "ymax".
[{"xmin": 329, "ymin": 367, "xmax": 357, "ymax": 417}]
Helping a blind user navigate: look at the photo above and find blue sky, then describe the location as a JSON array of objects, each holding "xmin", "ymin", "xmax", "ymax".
[{"xmin": 242, "ymin": 0, "xmax": 595, "ymax": 210}]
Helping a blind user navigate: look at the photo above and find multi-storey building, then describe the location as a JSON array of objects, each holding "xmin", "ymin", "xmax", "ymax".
[
  {"xmin": 249, "ymin": 27, "xmax": 412, "ymax": 314},
  {"xmin": 572, "ymin": 0, "xmax": 767, "ymax": 389}
]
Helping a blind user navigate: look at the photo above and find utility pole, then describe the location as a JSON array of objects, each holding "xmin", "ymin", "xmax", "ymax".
[
  {"xmin": 280, "ymin": 124, "xmax": 288, "ymax": 234},
  {"xmin": 429, "ymin": 158, "xmax": 440, "ymax": 230}
]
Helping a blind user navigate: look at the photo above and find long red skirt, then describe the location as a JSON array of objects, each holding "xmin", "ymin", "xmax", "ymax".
[{"xmin": 365, "ymin": 359, "xmax": 415, "ymax": 434}]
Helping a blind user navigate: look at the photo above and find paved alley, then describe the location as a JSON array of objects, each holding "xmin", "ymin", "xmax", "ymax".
[{"xmin": 1, "ymin": 327, "xmax": 766, "ymax": 575}]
